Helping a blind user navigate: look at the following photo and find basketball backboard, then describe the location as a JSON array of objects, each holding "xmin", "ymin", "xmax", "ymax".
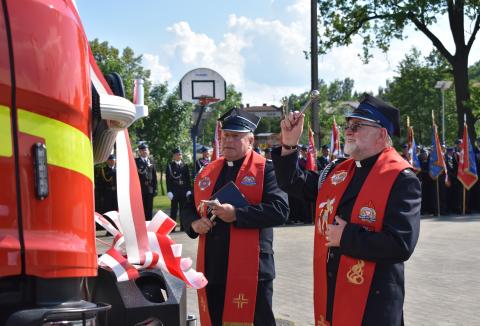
[{"xmin": 179, "ymin": 68, "xmax": 226, "ymax": 105}]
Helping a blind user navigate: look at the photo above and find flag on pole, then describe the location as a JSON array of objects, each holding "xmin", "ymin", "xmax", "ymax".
[
  {"xmin": 211, "ymin": 121, "xmax": 222, "ymax": 161},
  {"xmin": 407, "ymin": 124, "xmax": 421, "ymax": 171},
  {"xmin": 306, "ymin": 128, "xmax": 317, "ymax": 171},
  {"xmin": 428, "ymin": 120, "xmax": 447, "ymax": 180},
  {"xmin": 457, "ymin": 119, "xmax": 478, "ymax": 190},
  {"xmin": 330, "ymin": 117, "xmax": 340, "ymax": 160},
  {"xmin": 410, "ymin": 137, "xmax": 422, "ymax": 172}
]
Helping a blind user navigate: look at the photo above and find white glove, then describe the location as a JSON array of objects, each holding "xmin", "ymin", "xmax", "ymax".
[
  {"xmin": 186, "ymin": 190, "xmax": 192, "ymax": 197},
  {"xmin": 167, "ymin": 192, "xmax": 174, "ymax": 200}
]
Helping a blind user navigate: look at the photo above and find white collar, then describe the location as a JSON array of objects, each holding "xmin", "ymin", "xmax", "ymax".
[
  {"xmin": 355, "ymin": 160, "xmax": 362, "ymax": 167},
  {"xmin": 227, "ymin": 161, "xmax": 234, "ymax": 167}
]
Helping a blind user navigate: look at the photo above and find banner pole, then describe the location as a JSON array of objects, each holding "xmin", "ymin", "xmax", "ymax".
[
  {"xmin": 436, "ymin": 179, "xmax": 440, "ymax": 216},
  {"xmin": 463, "ymin": 186, "xmax": 466, "ymax": 215}
]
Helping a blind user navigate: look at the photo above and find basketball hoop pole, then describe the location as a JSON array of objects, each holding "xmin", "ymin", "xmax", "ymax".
[
  {"xmin": 191, "ymin": 103, "xmax": 207, "ymax": 165},
  {"xmin": 191, "ymin": 97, "xmax": 220, "ymax": 166}
]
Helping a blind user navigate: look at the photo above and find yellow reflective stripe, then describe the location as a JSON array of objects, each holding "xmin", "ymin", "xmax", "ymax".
[
  {"xmin": 0, "ymin": 105, "xmax": 12, "ymax": 157},
  {"xmin": 18, "ymin": 109, "xmax": 93, "ymax": 182}
]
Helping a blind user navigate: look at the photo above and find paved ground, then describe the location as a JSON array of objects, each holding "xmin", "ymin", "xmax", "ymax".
[{"xmin": 98, "ymin": 214, "xmax": 480, "ymax": 325}]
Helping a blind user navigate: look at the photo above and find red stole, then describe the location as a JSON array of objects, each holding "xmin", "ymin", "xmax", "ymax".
[
  {"xmin": 194, "ymin": 150, "xmax": 265, "ymax": 326},
  {"xmin": 313, "ymin": 148, "xmax": 410, "ymax": 326}
]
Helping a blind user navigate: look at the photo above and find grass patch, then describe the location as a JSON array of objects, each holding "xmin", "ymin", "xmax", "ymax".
[{"xmin": 153, "ymin": 194, "xmax": 171, "ymax": 213}]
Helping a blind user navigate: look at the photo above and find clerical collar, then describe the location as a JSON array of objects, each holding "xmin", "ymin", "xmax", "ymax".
[
  {"xmin": 225, "ymin": 156, "xmax": 245, "ymax": 167},
  {"xmin": 354, "ymin": 152, "xmax": 381, "ymax": 168}
]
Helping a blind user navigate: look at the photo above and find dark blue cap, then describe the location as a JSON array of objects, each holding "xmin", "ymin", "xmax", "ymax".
[
  {"xmin": 138, "ymin": 143, "xmax": 148, "ymax": 150},
  {"xmin": 346, "ymin": 94, "xmax": 400, "ymax": 137},
  {"xmin": 219, "ymin": 107, "xmax": 261, "ymax": 133},
  {"xmin": 172, "ymin": 147, "xmax": 182, "ymax": 154},
  {"xmin": 200, "ymin": 146, "xmax": 208, "ymax": 153},
  {"xmin": 264, "ymin": 147, "xmax": 272, "ymax": 153},
  {"xmin": 108, "ymin": 154, "xmax": 116, "ymax": 160}
]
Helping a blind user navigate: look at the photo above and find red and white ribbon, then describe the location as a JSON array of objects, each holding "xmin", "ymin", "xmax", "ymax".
[
  {"xmin": 91, "ymin": 82, "xmax": 206, "ymax": 289},
  {"xmin": 96, "ymin": 209, "xmax": 207, "ymax": 288}
]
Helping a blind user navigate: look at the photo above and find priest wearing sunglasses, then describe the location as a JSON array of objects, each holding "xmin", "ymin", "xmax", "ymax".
[{"xmin": 272, "ymin": 94, "xmax": 421, "ymax": 326}]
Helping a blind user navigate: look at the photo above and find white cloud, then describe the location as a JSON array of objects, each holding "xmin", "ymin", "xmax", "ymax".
[
  {"xmin": 157, "ymin": 0, "xmax": 480, "ymax": 106},
  {"xmin": 142, "ymin": 53, "xmax": 172, "ymax": 84}
]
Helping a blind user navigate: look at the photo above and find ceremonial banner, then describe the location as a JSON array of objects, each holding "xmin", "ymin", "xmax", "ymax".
[
  {"xmin": 306, "ymin": 128, "xmax": 317, "ymax": 171},
  {"xmin": 211, "ymin": 121, "xmax": 222, "ymax": 161},
  {"xmin": 457, "ymin": 121, "xmax": 478, "ymax": 190},
  {"xmin": 330, "ymin": 117, "xmax": 340, "ymax": 160},
  {"xmin": 428, "ymin": 123, "xmax": 446, "ymax": 180},
  {"xmin": 407, "ymin": 126, "xmax": 421, "ymax": 171}
]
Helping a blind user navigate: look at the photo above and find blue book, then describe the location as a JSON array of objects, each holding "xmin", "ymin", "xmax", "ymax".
[{"xmin": 211, "ymin": 181, "xmax": 249, "ymax": 208}]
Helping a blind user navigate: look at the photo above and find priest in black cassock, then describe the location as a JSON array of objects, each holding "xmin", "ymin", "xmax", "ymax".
[{"xmin": 181, "ymin": 108, "xmax": 288, "ymax": 326}]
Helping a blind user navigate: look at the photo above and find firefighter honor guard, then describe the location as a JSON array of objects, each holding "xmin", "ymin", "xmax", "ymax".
[
  {"xmin": 135, "ymin": 143, "xmax": 158, "ymax": 220},
  {"xmin": 195, "ymin": 146, "xmax": 211, "ymax": 173},
  {"xmin": 166, "ymin": 147, "xmax": 191, "ymax": 231},
  {"xmin": 95, "ymin": 154, "xmax": 118, "ymax": 213}
]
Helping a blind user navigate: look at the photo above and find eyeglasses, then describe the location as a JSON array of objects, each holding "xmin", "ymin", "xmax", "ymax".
[{"xmin": 345, "ymin": 123, "xmax": 382, "ymax": 133}]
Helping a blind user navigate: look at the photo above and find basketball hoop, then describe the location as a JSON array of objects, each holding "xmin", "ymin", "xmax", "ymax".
[{"xmin": 198, "ymin": 96, "xmax": 220, "ymax": 106}]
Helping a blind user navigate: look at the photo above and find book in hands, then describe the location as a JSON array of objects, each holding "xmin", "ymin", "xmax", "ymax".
[{"xmin": 207, "ymin": 181, "xmax": 249, "ymax": 221}]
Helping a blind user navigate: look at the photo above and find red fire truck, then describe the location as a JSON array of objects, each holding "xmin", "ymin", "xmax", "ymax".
[{"xmin": 0, "ymin": 1, "xmax": 187, "ymax": 325}]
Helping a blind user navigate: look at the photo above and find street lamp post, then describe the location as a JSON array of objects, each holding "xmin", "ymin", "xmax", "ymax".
[{"xmin": 435, "ymin": 80, "xmax": 453, "ymax": 145}]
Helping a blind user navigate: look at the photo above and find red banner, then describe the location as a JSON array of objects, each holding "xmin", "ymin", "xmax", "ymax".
[
  {"xmin": 457, "ymin": 122, "xmax": 478, "ymax": 190},
  {"xmin": 330, "ymin": 118, "xmax": 340, "ymax": 160},
  {"xmin": 306, "ymin": 128, "xmax": 317, "ymax": 171},
  {"xmin": 211, "ymin": 121, "xmax": 222, "ymax": 161}
]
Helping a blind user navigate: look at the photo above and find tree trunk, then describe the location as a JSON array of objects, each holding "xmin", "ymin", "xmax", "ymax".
[
  {"xmin": 452, "ymin": 53, "xmax": 476, "ymax": 142},
  {"xmin": 159, "ymin": 169, "xmax": 165, "ymax": 196}
]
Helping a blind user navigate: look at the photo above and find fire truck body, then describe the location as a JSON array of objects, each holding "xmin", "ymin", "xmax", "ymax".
[
  {"xmin": 0, "ymin": 1, "xmax": 178, "ymax": 324},
  {"xmin": 1, "ymin": 0, "xmax": 96, "ymax": 280}
]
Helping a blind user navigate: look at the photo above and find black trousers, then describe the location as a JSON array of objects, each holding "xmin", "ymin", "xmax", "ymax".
[
  {"xmin": 141, "ymin": 191, "xmax": 154, "ymax": 221},
  {"xmin": 205, "ymin": 280, "xmax": 276, "ymax": 326},
  {"xmin": 170, "ymin": 196, "xmax": 186, "ymax": 229}
]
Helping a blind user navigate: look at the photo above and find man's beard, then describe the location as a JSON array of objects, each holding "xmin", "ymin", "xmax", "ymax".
[{"xmin": 344, "ymin": 141, "xmax": 357, "ymax": 156}]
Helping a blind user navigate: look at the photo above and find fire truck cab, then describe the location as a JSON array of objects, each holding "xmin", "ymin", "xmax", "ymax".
[{"xmin": 0, "ymin": 1, "xmax": 186, "ymax": 325}]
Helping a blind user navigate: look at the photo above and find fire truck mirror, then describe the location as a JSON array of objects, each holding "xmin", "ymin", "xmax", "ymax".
[
  {"xmin": 105, "ymin": 72, "xmax": 126, "ymax": 98},
  {"xmin": 33, "ymin": 143, "xmax": 49, "ymax": 200}
]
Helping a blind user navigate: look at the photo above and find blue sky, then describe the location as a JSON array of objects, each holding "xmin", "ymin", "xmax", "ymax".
[{"xmin": 76, "ymin": 0, "xmax": 480, "ymax": 106}]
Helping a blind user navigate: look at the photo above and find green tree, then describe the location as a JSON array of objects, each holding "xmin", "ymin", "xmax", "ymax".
[
  {"xmin": 140, "ymin": 85, "xmax": 193, "ymax": 194},
  {"xmin": 316, "ymin": 0, "xmax": 480, "ymax": 141},
  {"xmin": 383, "ymin": 48, "xmax": 456, "ymax": 146}
]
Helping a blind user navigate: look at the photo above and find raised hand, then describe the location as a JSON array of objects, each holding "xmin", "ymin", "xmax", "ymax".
[{"xmin": 280, "ymin": 111, "xmax": 304, "ymax": 154}]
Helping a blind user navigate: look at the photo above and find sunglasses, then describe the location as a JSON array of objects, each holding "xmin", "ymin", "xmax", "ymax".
[{"xmin": 345, "ymin": 123, "xmax": 382, "ymax": 133}]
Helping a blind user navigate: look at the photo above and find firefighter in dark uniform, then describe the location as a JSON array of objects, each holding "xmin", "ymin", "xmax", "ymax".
[
  {"xmin": 418, "ymin": 148, "xmax": 434, "ymax": 215},
  {"xmin": 135, "ymin": 143, "xmax": 157, "ymax": 220},
  {"xmin": 166, "ymin": 147, "xmax": 191, "ymax": 230},
  {"xmin": 181, "ymin": 108, "xmax": 289, "ymax": 326},
  {"xmin": 272, "ymin": 94, "xmax": 421, "ymax": 326},
  {"xmin": 195, "ymin": 146, "xmax": 210, "ymax": 174},
  {"xmin": 445, "ymin": 146, "xmax": 459, "ymax": 214},
  {"xmin": 317, "ymin": 144, "xmax": 330, "ymax": 172},
  {"xmin": 400, "ymin": 143, "xmax": 409, "ymax": 161},
  {"xmin": 95, "ymin": 154, "xmax": 118, "ymax": 213}
]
